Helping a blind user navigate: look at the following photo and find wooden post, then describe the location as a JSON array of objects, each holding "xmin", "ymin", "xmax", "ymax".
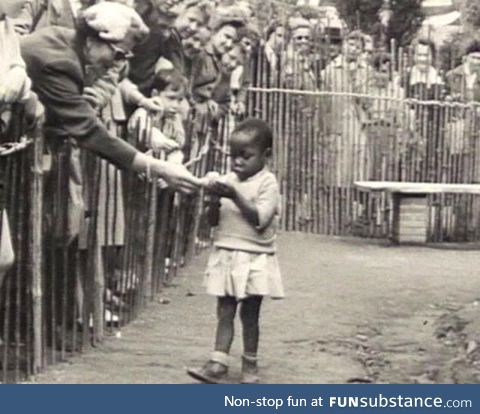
[
  {"xmin": 30, "ymin": 125, "xmax": 44, "ymax": 374},
  {"xmin": 391, "ymin": 193, "xmax": 428, "ymax": 244}
]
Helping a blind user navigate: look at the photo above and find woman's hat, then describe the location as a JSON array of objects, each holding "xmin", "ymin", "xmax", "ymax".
[{"xmin": 82, "ymin": 2, "xmax": 149, "ymax": 50}]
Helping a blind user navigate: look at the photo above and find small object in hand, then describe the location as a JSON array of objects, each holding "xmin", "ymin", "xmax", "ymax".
[
  {"xmin": 200, "ymin": 171, "xmax": 221, "ymax": 187},
  {"xmin": 207, "ymin": 195, "xmax": 221, "ymax": 226}
]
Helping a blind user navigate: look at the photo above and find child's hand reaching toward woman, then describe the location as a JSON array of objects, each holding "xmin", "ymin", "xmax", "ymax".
[
  {"xmin": 200, "ymin": 173, "xmax": 236, "ymax": 199},
  {"xmin": 209, "ymin": 179, "xmax": 236, "ymax": 199}
]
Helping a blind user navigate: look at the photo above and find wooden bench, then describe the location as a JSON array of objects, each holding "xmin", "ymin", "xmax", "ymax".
[{"xmin": 354, "ymin": 181, "xmax": 480, "ymax": 244}]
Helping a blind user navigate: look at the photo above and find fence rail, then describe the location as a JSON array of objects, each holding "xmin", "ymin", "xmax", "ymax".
[
  {"xmin": 249, "ymin": 39, "xmax": 480, "ymax": 242},
  {"xmin": 249, "ymin": 86, "xmax": 480, "ymax": 241},
  {"xmin": 0, "ymin": 104, "xmax": 229, "ymax": 382}
]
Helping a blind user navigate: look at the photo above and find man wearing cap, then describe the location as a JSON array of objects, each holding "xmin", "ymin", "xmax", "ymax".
[{"xmin": 20, "ymin": 2, "xmax": 200, "ymax": 191}]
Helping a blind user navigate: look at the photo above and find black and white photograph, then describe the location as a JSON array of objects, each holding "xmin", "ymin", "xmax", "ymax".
[{"xmin": 1, "ymin": 0, "xmax": 480, "ymax": 384}]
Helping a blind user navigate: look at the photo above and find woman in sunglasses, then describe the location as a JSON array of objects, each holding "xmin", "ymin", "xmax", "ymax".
[
  {"xmin": 283, "ymin": 17, "xmax": 315, "ymax": 91},
  {"xmin": 20, "ymin": 2, "xmax": 201, "ymax": 192}
]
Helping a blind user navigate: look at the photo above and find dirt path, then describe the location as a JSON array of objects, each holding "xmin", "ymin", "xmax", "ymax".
[{"xmin": 31, "ymin": 233, "xmax": 480, "ymax": 383}]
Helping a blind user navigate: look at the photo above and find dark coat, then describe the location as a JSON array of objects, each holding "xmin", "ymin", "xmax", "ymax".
[
  {"xmin": 21, "ymin": 26, "xmax": 137, "ymax": 169},
  {"xmin": 129, "ymin": 28, "xmax": 183, "ymax": 97}
]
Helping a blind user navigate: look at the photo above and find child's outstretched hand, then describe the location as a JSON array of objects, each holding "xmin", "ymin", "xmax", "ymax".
[
  {"xmin": 209, "ymin": 179, "xmax": 236, "ymax": 199},
  {"xmin": 200, "ymin": 171, "xmax": 220, "ymax": 188},
  {"xmin": 200, "ymin": 172, "xmax": 236, "ymax": 199}
]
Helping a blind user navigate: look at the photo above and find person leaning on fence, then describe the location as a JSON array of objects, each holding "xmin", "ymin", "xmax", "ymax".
[
  {"xmin": 120, "ymin": 0, "xmax": 181, "ymax": 114},
  {"xmin": 20, "ymin": 1, "xmax": 201, "ymax": 192},
  {"xmin": 443, "ymin": 39, "xmax": 480, "ymax": 233},
  {"xmin": 228, "ymin": 22, "xmax": 259, "ymax": 119},
  {"xmin": 128, "ymin": 67, "xmax": 188, "ymax": 167},
  {"xmin": 402, "ymin": 38, "xmax": 445, "ymax": 180},
  {"xmin": 197, "ymin": 5, "xmax": 246, "ymax": 119},
  {"xmin": 187, "ymin": 118, "xmax": 284, "ymax": 384},
  {"xmin": 259, "ymin": 21, "xmax": 285, "ymax": 87},
  {"xmin": 283, "ymin": 16, "xmax": 315, "ymax": 91},
  {"xmin": 319, "ymin": 30, "xmax": 370, "ymax": 186},
  {"xmin": 445, "ymin": 39, "xmax": 480, "ymax": 156},
  {"xmin": 364, "ymin": 52, "xmax": 408, "ymax": 181},
  {"xmin": 403, "ymin": 38, "xmax": 444, "ymax": 101},
  {"xmin": 0, "ymin": 0, "xmax": 44, "ymax": 289}
]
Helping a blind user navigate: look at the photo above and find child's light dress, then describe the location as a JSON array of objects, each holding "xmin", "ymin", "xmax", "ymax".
[{"xmin": 204, "ymin": 168, "xmax": 284, "ymax": 300}]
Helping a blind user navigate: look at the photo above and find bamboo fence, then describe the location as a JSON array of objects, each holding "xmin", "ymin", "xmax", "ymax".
[
  {"xmin": 3, "ymin": 33, "xmax": 480, "ymax": 382},
  {"xmin": 248, "ymin": 38, "xmax": 480, "ymax": 242}
]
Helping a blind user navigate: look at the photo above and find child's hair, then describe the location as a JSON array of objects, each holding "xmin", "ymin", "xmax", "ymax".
[
  {"xmin": 413, "ymin": 37, "xmax": 436, "ymax": 61},
  {"xmin": 232, "ymin": 118, "xmax": 273, "ymax": 151},
  {"xmin": 152, "ymin": 68, "xmax": 188, "ymax": 94},
  {"xmin": 345, "ymin": 30, "xmax": 365, "ymax": 49}
]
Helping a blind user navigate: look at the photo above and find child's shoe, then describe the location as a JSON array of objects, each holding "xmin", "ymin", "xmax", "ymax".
[
  {"xmin": 187, "ymin": 361, "xmax": 228, "ymax": 383},
  {"xmin": 187, "ymin": 351, "xmax": 229, "ymax": 384},
  {"xmin": 241, "ymin": 354, "xmax": 260, "ymax": 384}
]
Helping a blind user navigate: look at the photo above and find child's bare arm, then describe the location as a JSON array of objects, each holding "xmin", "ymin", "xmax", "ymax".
[
  {"xmin": 231, "ymin": 189, "xmax": 259, "ymax": 227},
  {"xmin": 208, "ymin": 181, "xmax": 260, "ymax": 227}
]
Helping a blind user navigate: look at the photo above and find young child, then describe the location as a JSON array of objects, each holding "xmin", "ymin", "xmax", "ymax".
[
  {"xmin": 127, "ymin": 66, "xmax": 187, "ymax": 163},
  {"xmin": 188, "ymin": 118, "xmax": 284, "ymax": 384}
]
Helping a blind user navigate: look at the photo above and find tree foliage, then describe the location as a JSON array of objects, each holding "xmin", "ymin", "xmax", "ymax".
[
  {"xmin": 462, "ymin": 0, "xmax": 480, "ymax": 30},
  {"xmin": 336, "ymin": 0, "xmax": 424, "ymax": 47},
  {"xmin": 386, "ymin": 0, "xmax": 424, "ymax": 47},
  {"xmin": 335, "ymin": 0, "xmax": 383, "ymax": 34}
]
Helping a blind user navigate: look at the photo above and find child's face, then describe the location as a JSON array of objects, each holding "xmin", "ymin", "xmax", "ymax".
[
  {"xmin": 158, "ymin": 87, "xmax": 184, "ymax": 117},
  {"xmin": 221, "ymin": 46, "xmax": 243, "ymax": 75},
  {"xmin": 230, "ymin": 132, "xmax": 268, "ymax": 181},
  {"xmin": 291, "ymin": 27, "xmax": 311, "ymax": 54},
  {"xmin": 193, "ymin": 82, "xmax": 215, "ymax": 101}
]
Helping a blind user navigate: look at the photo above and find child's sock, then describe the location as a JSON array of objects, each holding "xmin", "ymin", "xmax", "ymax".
[{"xmin": 241, "ymin": 353, "xmax": 260, "ymax": 384}]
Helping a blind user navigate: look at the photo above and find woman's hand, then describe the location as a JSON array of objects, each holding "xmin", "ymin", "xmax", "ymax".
[
  {"xmin": 132, "ymin": 153, "xmax": 201, "ymax": 194},
  {"xmin": 151, "ymin": 159, "xmax": 201, "ymax": 194},
  {"xmin": 140, "ymin": 96, "xmax": 164, "ymax": 113}
]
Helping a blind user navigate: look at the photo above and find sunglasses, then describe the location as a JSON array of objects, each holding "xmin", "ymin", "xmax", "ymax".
[
  {"xmin": 294, "ymin": 36, "xmax": 310, "ymax": 42},
  {"xmin": 108, "ymin": 43, "xmax": 134, "ymax": 61}
]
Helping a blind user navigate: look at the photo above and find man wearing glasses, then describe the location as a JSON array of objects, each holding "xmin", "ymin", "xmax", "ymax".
[{"xmin": 21, "ymin": 1, "xmax": 201, "ymax": 189}]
